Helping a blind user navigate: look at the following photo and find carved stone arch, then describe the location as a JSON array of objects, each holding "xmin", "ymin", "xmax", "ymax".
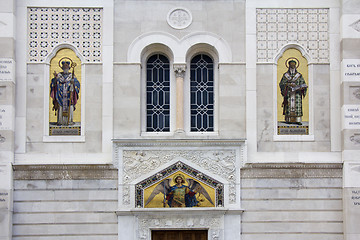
[
  {"xmin": 45, "ymin": 43, "xmax": 86, "ymax": 64},
  {"xmin": 141, "ymin": 43, "xmax": 174, "ymax": 62},
  {"xmin": 182, "ymin": 32, "xmax": 231, "ymax": 63},
  {"xmin": 128, "ymin": 32, "xmax": 180, "ymax": 63},
  {"xmin": 274, "ymin": 43, "xmax": 312, "ymax": 64},
  {"xmin": 127, "ymin": 31, "xmax": 232, "ymax": 63},
  {"xmin": 185, "ymin": 43, "xmax": 219, "ymax": 63}
]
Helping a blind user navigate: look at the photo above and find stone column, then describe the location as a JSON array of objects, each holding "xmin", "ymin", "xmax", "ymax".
[
  {"xmin": 340, "ymin": 1, "xmax": 360, "ymax": 239},
  {"xmin": 174, "ymin": 64, "xmax": 186, "ymax": 134},
  {"xmin": 0, "ymin": 1, "xmax": 15, "ymax": 239}
]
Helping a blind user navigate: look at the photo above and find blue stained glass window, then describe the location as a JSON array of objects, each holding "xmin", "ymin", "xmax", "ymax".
[
  {"xmin": 190, "ymin": 54, "xmax": 214, "ymax": 132},
  {"xmin": 146, "ymin": 54, "xmax": 170, "ymax": 132}
]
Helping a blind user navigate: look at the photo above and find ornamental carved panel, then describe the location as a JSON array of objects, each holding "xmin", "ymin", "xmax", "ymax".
[
  {"xmin": 257, "ymin": 9, "xmax": 329, "ymax": 63},
  {"xmin": 28, "ymin": 7, "xmax": 103, "ymax": 62}
]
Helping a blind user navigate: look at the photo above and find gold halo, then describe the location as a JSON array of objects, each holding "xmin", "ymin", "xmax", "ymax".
[
  {"xmin": 58, "ymin": 57, "xmax": 74, "ymax": 69},
  {"xmin": 285, "ymin": 57, "xmax": 300, "ymax": 68},
  {"xmin": 173, "ymin": 173, "xmax": 185, "ymax": 183}
]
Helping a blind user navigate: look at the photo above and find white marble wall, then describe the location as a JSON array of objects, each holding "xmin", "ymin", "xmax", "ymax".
[
  {"xmin": 257, "ymin": 64, "xmax": 331, "ymax": 152},
  {"xmin": 341, "ymin": 0, "xmax": 360, "ymax": 239},
  {"xmin": 0, "ymin": 0, "xmax": 16, "ymax": 239},
  {"xmin": 241, "ymin": 165, "xmax": 343, "ymax": 240},
  {"xmin": 12, "ymin": 167, "xmax": 118, "ymax": 240},
  {"xmin": 25, "ymin": 64, "xmax": 103, "ymax": 154},
  {"xmin": 113, "ymin": 0, "xmax": 247, "ymax": 139},
  {"xmin": 114, "ymin": 0, "xmax": 246, "ymax": 63}
]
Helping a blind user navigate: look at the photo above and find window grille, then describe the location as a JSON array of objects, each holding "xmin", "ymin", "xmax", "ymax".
[
  {"xmin": 146, "ymin": 54, "xmax": 170, "ymax": 132},
  {"xmin": 190, "ymin": 54, "xmax": 214, "ymax": 132}
]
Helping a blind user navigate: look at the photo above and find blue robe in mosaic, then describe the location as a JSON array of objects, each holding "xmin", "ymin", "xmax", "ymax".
[{"xmin": 50, "ymin": 72, "xmax": 80, "ymax": 125}]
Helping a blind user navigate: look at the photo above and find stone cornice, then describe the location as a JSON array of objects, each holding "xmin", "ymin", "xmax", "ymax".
[
  {"xmin": 116, "ymin": 207, "xmax": 244, "ymax": 216},
  {"xmin": 243, "ymin": 163, "xmax": 342, "ymax": 169},
  {"xmin": 112, "ymin": 139, "xmax": 246, "ymax": 147},
  {"xmin": 13, "ymin": 164, "xmax": 117, "ymax": 180},
  {"xmin": 241, "ymin": 163, "xmax": 342, "ymax": 178}
]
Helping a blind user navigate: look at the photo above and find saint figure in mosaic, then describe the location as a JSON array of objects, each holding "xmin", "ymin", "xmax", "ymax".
[
  {"xmin": 50, "ymin": 57, "xmax": 80, "ymax": 126},
  {"xmin": 279, "ymin": 59, "xmax": 308, "ymax": 125},
  {"xmin": 145, "ymin": 173, "xmax": 214, "ymax": 208}
]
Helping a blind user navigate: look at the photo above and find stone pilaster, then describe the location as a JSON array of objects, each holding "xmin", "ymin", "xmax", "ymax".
[
  {"xmin": 0, "ymin": 0, "xmax": 15, "ymax": 239},
  {"xmin": 340, "ymin": 1, "xmax": 360, "ymax": 239},
  {"xmin": 174, "ymin": 64, "xmax": 186, "ymax": 134}
]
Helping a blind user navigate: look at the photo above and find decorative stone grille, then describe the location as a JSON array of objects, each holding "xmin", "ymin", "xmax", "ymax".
[
  {"xmin": 28, "ymin": 7, "xmax": 103, "ymax": 62},
  {"xmin": 256, "ymin": 9, "xmax": 329, "ymax": 63}
]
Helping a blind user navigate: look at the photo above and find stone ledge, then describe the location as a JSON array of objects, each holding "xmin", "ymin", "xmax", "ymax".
[
  {"xmin": 116, "ymin": 207, "xmax": 244, "ymax": 216},
  {"xmin": 13, "ymin": 164, "xmax": 117, "ymax": 180},
  {"xmin": 241, "ymin": 163, "xmax": 343, "ymax": 178}
]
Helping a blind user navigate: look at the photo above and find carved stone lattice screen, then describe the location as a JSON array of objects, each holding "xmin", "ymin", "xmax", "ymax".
[
  {"xmin": 256, "ymin": 8, "xmax": 329, "ymax": 63},
  {"xmin": 28, "ymin": 7, "xmax": 103, "ymax": 62}
]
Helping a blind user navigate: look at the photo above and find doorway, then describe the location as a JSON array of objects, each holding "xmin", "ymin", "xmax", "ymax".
[{"xmin": 151, "ymin": 230, "xmax": 207, "ymax": 240}]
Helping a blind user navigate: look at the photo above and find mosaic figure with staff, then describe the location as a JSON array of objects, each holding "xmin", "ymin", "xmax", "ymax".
[
  {"xmin": 279, "ymin": 58, "xmax": 308, "ymax": 125},
  {"xmin": 50, "ymin": 57, "xmax": 80, "ymax": 126}
]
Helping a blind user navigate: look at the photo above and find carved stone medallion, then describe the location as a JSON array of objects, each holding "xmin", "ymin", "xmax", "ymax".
[{"xmin": 167, "ymin": 8, "xmax": 192, "ymax": 30}]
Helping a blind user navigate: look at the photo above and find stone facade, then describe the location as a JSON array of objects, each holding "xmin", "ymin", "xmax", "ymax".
[{"xmin": 0, "ymin": 0, "xmax": 359, "ymax": 239}]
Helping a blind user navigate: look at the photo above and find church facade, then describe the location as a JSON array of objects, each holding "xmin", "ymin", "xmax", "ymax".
[{"xmin": 0, "ymin": 0, "xmax": 359, "ymax": 239}]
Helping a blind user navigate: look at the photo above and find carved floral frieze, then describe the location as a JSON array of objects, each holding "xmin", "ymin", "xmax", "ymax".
[
  {"xmin": 122, "ymin": 150, "xmax": 237, "ymax": 205},
  {"xmin": 138, "ymin": 215, "xmax": 223, "ymax": 240}
]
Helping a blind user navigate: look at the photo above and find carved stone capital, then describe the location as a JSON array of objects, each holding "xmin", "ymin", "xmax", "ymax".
[{"xmin": 174, "ymin": 64, "xmax": 186, "ymax": 78}]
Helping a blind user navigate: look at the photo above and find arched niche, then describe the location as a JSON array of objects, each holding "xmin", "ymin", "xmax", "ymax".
[
  {"xmin": 44, "ymin": 44, "xmax": 85, "ymax": 140},
  {"xmin": 273, "ymin": 44, "xmax": 314, "ymax": 140}
]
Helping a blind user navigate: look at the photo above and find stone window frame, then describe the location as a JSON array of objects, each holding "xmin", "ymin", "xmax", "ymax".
[
  {"xmin": 140, "ymin": 45, "xmax": 176, "ymax": 136},
  {"xmin": 185, "ymin": 45, "xmax": 219, "ymax": 136},
  {"xmin": 145, "ymin": 53, "xmax": 171, "ymax": 133}
]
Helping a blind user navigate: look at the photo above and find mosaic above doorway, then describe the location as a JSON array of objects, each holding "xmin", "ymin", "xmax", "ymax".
[{"xmin": 135, "ymin": 161, "xmax": 224, "ymax": 208}]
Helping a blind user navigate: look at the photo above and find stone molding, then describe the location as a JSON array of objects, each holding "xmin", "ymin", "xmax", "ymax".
[
  {"xmin": 127, "ymin": 32, "xmax": 232, "ymax": 63},
  {"xmin": 13, "ymin": 164, "xmax": 117, "ymax": 180},
  {"xmin": 241, "ymin": 163, "xmax": 342, "ymax": 178},
  {"xmin": 113, "ymin": 139, "xmax": 246, "ymax": 147},
  {"xmin": 133, "ymin": 210, "xmax": 224, "ymax": 240}
]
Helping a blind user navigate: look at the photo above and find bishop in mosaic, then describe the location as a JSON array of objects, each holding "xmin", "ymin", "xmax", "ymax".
[
  {"xmin": 279, "ymin": 59, "xmax": 308, "ymax": 125},
  {"xmin": 145, "ymin": 173, "xmax": 214, "ymax": 208},
  {"xmin": 50, "ymin": 57, "xmax": 80, "ymax": 126}
]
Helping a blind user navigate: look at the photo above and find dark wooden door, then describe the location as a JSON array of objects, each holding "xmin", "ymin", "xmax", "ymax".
[{"xmin": 152, "ymin": 230, "xmax": 207, "ymax": 240}]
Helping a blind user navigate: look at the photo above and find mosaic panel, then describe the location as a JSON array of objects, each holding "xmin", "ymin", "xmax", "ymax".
[
  {"xmin": 135, "ymin": 161, "xmax": 224, "ymax": 208},
  {"xmin": 28, "ymin": 7, "xmax": 103, "ymax": 62},
  {"xmin": 256, "ymin": 9, "xmax": 329, "ymax": 63}
]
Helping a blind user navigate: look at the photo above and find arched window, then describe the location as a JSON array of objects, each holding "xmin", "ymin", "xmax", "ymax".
[
  {"xmin": 190, "ymin": 54, "xmax": 214, "ymax": 132},
  {"xmin": 146, "ymin": 54, "xmax": 170, "ymax": 132}
]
